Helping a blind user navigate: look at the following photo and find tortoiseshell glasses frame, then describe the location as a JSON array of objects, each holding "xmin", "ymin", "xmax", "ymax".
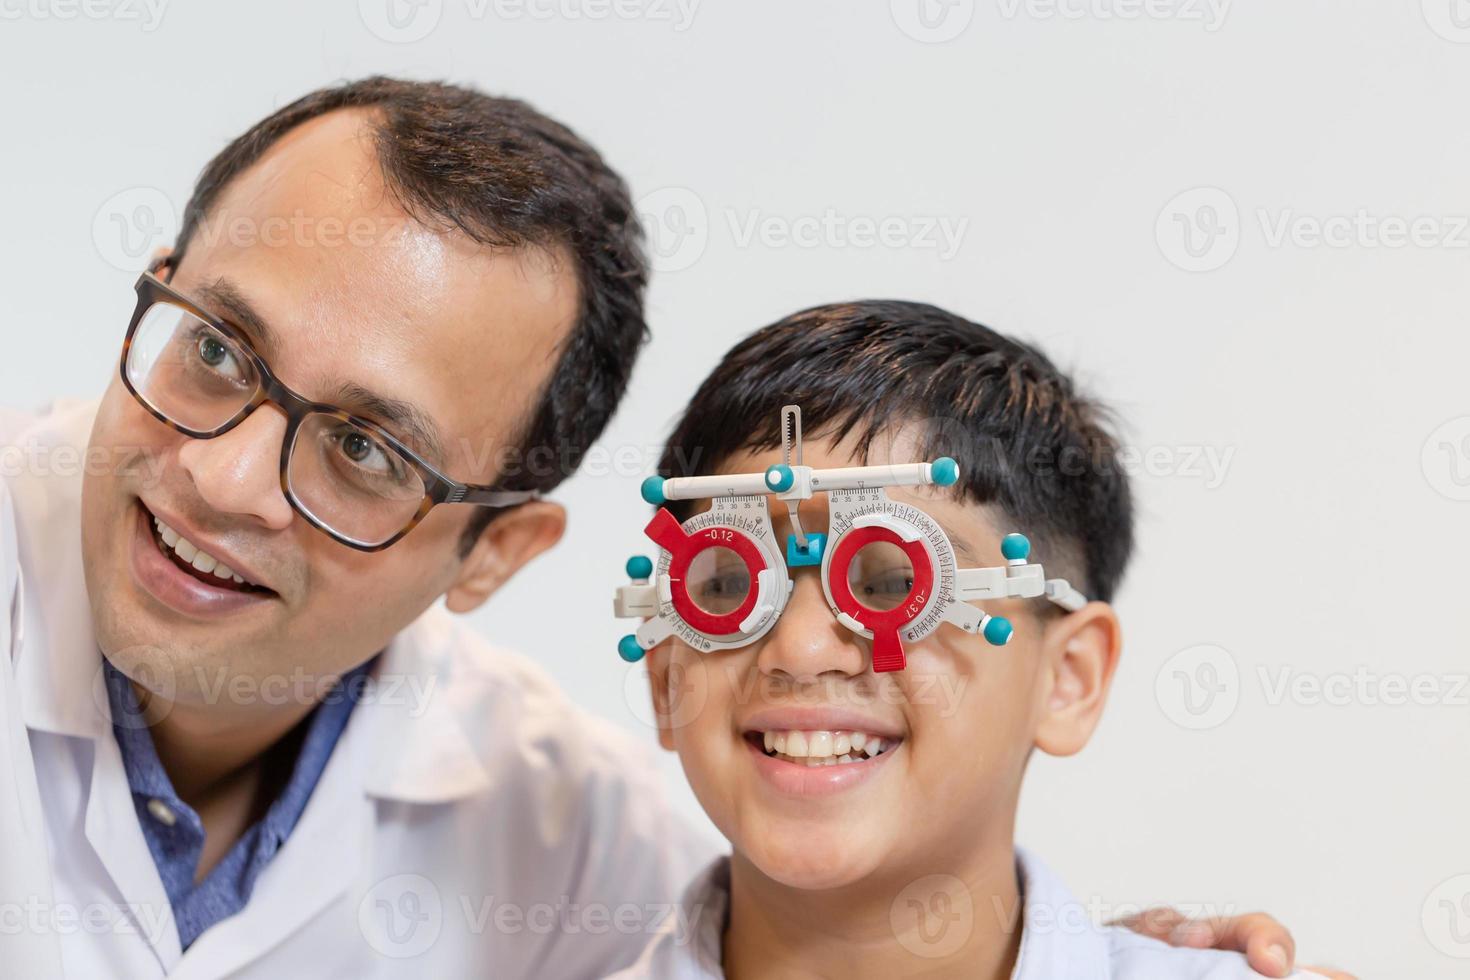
[{"xmin": 118, "ymin": 258, "xmax": 537, "ymax": 552}]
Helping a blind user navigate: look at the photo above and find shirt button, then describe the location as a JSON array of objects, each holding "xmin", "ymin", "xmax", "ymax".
[{"xmin": 146, "ymin": 798, "xmax": 177, "ymax": 827}]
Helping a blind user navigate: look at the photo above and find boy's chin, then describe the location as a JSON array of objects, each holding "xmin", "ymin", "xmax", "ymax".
[{"xmin": 740, "ymin": 824, "xmax": 890, "ymax": 891}]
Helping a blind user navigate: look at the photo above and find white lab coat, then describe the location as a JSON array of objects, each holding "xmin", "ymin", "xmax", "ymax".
[{"xmin": 0, "ymin": 399, "xmax": 718, "ymax": 979}]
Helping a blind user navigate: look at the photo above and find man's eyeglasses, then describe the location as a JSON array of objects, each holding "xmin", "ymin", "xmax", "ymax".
[{"xmin": 119, "ymin": 260, "xmax": 536, "ymax": 552}]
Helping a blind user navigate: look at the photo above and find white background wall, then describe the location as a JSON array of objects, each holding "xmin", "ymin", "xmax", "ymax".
[{"xmin": 3, "ymin": 2, "xmax": 1468, "ymax": 974}]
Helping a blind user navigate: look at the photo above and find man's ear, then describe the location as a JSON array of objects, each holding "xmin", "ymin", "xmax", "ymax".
[
  {"xmin": 1033, "ymin": 601, "xmax": 1123, "ymax": 757},
  {"xmin": 643, "ymin": 641, "xmax": 677, "ymax": 752},
  {"xmin": 444, "ymin": 502, "xmax": 566, "ymax": 614}
]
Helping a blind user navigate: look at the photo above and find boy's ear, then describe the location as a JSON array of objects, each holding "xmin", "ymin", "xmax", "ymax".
[
  {"xmin": 644, "ymin": 641, "xmax": 678, "ymax": 752},
  {"xmin": 1033, "ymin": 601, "xmax": 1123, "ymax": 757},
  {"xmin": 444, "ymin": 502, "xmax": 566, "ymax": 614}
]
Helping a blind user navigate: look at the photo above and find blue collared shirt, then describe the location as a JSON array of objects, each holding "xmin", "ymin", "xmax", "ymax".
[{"xmin": 102, "ymin": 655, "xmax": 375, "ymax": 950}]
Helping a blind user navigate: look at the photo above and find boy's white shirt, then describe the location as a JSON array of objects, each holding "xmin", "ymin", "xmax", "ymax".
[
  {"xmin": 0, "ymin": 398, "xmax": 720, "ymax": 979},
  {"xmin": 604, "ymin": 849, "xmax": 1329, "ymax": 980}
]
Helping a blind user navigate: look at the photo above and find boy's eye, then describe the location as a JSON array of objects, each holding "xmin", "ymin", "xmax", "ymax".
[
  {"xmin": 847, "ymin": 541, "xmax": 916, "ymax": 612},
  {"xmin": 687, "ymin": 545, "xmax": 751, "ymax": 615}
]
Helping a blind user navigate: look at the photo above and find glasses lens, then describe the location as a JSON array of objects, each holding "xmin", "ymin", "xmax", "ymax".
[
  {"xmin": 847, "ymin": 540, "xmax": 916, "ymax": 612},
  {"xmin": 287, "ymin": 412, "xmax": 427, "ymax": 547},
  {"xmin": 686, "ymin": 544, "xmax": 752, "ymax": 616},
  {"xmin": 126, "ymin": 302, "xmax": 259, "ymax": 432}
]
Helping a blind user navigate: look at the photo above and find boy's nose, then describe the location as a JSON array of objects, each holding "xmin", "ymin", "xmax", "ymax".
[
  {"xmin": 756, "ymin": 573, "xmax": 868, "ymax": 680},
  {"xmin": 175, "ymin": 406, "xmax": 295, "ymax": 531}
]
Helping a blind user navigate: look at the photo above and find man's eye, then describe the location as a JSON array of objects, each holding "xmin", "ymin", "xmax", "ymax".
[
  {"xmin": 336, "ymin": 429, "xmax": 395, "ymax": 474},
  {"xmin": 193, "ymin": 331, "xmax": 246, "ymax": 381}
]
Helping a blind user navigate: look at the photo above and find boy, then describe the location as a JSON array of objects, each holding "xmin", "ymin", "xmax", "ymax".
[{"xmin": 608, "ymin": 301, "xmax": 1328, "ymax": 979}]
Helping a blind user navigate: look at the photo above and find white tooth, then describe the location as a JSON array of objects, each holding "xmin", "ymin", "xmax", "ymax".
[
  {"xmin": 804, "ymin": 757, "xmax": 822, "ymax": 767},
  {"xmin": 191, "ymin": 551, "xmax": 218, "ymax": 574},
  {"xmin": 160, "ymin": 525, "xmax": 180, "ymax": 548},
  {"xmin": 863, "ymin": 740, "xmax": 881, "ymax": 757},
  {"xmin": 212, "ymin": 562, "xmax": 235, "ymax": 581},
  {"xmin": 833, "ymin": 732, "xmax": 852, "ymax": 755},
  {"xmin": 807, "ymin": 731, "xmax": 832, "ymax": 758},
  {"xmin": 850, "ymin": 732, "xmax": 867, "ymax": 753},
  {"xmin": 838, "ymin": 754, "xmax": 855, "ymax": 764},
  {"xmin": 763, "ymin": 731, "xmax": 774, "ymax": 752},
  {"xmin": 785, "ymin": 731, "xmax": 809, "ymax": 757},
  {"xmin": 231, "ymin": 574, "xmax": 244, "ymax": 584},
  {"xmin": 773, "ymin": 732, "xmax": 787, "ymax": 754},
  {"xmin": 174, "ymin": 537, "xmax": 198, "ymax": 562},
  {"xmin": 822, "ymin": 756, "xmax": 836, "ymax": 766}
]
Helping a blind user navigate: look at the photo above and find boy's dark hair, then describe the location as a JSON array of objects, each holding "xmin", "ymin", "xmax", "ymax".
[
  {"xmin": 656, "ymin": 301, "xmax": 1133, "ymax": 602},
  {"xmin": 172, "ymin": 76, "xmax": 648, "ymax": 556}
]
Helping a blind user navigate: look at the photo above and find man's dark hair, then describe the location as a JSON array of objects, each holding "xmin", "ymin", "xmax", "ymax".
[
  {"xmin": 656, "ymin": 301, "xmax": 1134, "ymax": 603},
  {"xmin": 172, "ymin": 76, "xmax": 648, "ymax": 556}
]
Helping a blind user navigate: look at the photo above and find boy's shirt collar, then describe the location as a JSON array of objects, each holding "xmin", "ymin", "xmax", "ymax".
[{"xmin": 605, "ymin": 848, "xmax": 1315, "ymax": 980}]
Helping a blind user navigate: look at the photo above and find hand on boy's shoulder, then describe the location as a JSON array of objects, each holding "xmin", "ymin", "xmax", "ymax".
[{"xmin": 1107, "ymin": 926, "xmax": 1338, "ymax": 980}]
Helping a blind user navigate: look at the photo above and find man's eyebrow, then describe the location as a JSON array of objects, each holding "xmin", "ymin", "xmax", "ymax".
[
  {"xmin": 331, "ymin": 381, "xmax": 448, "ymax": 465},
  {"xmin": 194, "ymin": 277, "xmax": 281, "ymax": 354}
]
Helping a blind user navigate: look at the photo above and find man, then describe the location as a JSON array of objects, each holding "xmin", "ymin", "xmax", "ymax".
[{"xmin": 0, "ymin": 77, "xmax": 1317, "ymax": 978}]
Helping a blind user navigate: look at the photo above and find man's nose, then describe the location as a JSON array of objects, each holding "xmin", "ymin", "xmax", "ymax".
[
  {"xmin": 175, "ymin": 406, "xmax": 295, "ymax": 530},
  {"xmin": 756, "ymin": 573, "xmax": 869, "ymax": 680}
]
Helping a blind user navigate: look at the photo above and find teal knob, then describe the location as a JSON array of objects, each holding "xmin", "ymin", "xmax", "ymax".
[
  {"xmin": 1001, "ymin": 533, "xmax": 1030, "ymax": 562},
  {"xmin": 764, "ymin": 464, "xmax": 795, "ymax": 492},
  {"xmin": 626, "ymin": 555, "xmax": 653, "ymax": 580},
  {"xmin": 983, "ymin": 616, "xmax": 1014, "ymax": 646},
  {"xmin": 931, "ymin": 456, "xmax": 960, "ymax": 487},
  {"xmin": 640, "ymin": 476, "xmax": 667, "ymax": 505},
  {"xmin": 617, "ymin": 634, "xmax": 646, "ymax": 663}
]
